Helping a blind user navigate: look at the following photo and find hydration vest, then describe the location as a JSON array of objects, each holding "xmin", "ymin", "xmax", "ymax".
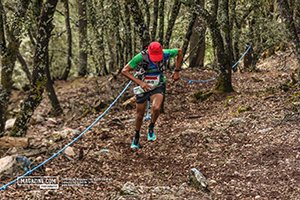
[
  {"xmin": 137, "ymin": 50, "xmax": 166, "ymax": 77},
  {"xmin": 136, "ymin": 50, "xmax": 166, "ymax": 87}
]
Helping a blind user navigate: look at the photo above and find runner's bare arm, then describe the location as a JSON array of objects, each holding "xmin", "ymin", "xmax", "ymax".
[
  {"xmin": 121, "ymin": 64, "xmax": 152, "ymax": 91},
  {"xmin": 172, "ymin": 49, "xmax": 182, "ymax": 81}
]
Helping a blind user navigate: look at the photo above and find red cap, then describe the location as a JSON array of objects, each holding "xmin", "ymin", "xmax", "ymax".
[{"xmin": 148, "ymin": 42, "xmax": 163, "ymax": 62}]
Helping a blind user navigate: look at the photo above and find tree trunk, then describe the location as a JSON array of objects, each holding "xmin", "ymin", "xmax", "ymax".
[
  {"xmin": 0, "ymin": 0, "xmax": 5, "ymax": 57},
  {"xmin": 220, "ymin": 0, "xmax": 234, "ymax": 66},
  {"xmin": 11, "ymin": 0, "xmax": 59, "ymax": 137},
  {"xmin": 189, "ymin": 0, "xmax": 206, "ymax": 68},
  {"xmin": 61, "ymin": 0, "xmax": 73, "ymax": 80},
  {"xmin": 89, "ymin": 0, "xmax": 107, "ymax": 75},
  {"xmin": 232, "ymin": 30, "xmax": 240, "ymax": 62},
  {"xmin": 195, "ymin": 2, "xmax": 234, "ymax": 92},
  {"xmin": 164, "ymin": 0, "xmax": 181, "ymax": 49},
  {"xmin": 78, "ymin": 0, "xmax": 88, "ymax": 76},
  {"xmin": 158, "ymin": 0, "xmax": 165, "ymax": 45},
  {"xmin": 126, "ymin": 0, "xmax": 150, "ymax": 49},
  {"xmin": 182, "ymin": 2, "xmax": 200, "ymax": 59},
  {"xmin": 0, "ymin": 0, "xmax": 30, "ymax": 135},
  {"xmin": 17, "ymin": 50, "xmax": 32, "ymax": 83},
  {"xmin": 106, "ymin": 29, "xmax": 116, "ymax": 72},
  {"xmin": 45, "ymin": 48, "xmax": 62, "ymax": 116},
  {"xmin": 124, "ymin": 4, "xmax": 133, "ymax": 61},
  {"xmin": 243, "ymin": 45, "xmax": 254, "ymax": 71},
  {"xmin": 0, "ymin": 0, "xmax": 6, "ymax": 133},
  {"xmin": 277, "ymin": 0, "xmax": 300, "ymax": 73},
  {"xmin": 142, "ymin": 0, "xmax": 150, "ymax": 30},
  {"xmin": 151, "ymin": 0, "xmax": 159, "ymax": 41},
  {"xmin": 112, "ymin": 1, "xmax": 124, "ymax": 71},
  {"xmin": 189, "ymin": 18, "xmax": 206, "ymax": 68}
]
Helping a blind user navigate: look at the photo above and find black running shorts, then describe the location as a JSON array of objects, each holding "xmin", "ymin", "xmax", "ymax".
[{"xmin": 136, "ymin": 84, "xmax": 165, "ymax": 104}]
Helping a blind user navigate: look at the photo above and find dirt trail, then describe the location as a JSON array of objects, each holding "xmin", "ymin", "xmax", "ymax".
[{"xmin": 0, "ymin": 53, "xmax": 300, "ymax": 200}]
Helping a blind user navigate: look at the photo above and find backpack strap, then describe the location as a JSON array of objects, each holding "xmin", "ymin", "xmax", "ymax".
[
  {"xmin": 140, "ymin": 50, "xmax": 150, "ymax": 71},
  {"xmin": 137, "ymin": 50, "xmax": 165, "ymax": 79}
]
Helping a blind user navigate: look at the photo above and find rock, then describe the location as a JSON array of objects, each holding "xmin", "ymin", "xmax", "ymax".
[
  {"xmin": 258, "ymin": 128, "xmax": 273, "ymax": 134},
  {"xmin": 64, "ymin": 147, "xmax": 76, "ymax": 157},
  {"xmin": 45, "ymin": 168, "xmax": 52, "ymax": 173},
  {"xmin": 177, "ymin": 183, "xmax": 187, "ymax": 196},
  {"xmin": 0, "ymin": 156, "xmax": 16, "ymax": 175},
  {"xmin": 50, "ymin": 133, "xmax": 63, "ymax": 142},
  {"xmin": 47, "ymin": 118, "xmax": 57, "ymax": 124},
  {"xmin": 237, "ymin": 105, "xmax": 252, "ymax": 113},
  {"xmin": 95, "ymin": 149, "xmax": 122, "ymax": 160},
  {"xmin": 208, "ymin": 179, "xmax": 217, "ymax": 185},
  {"xmin": 46, "ymin": 118, "xmax": 58, "ymax": 127},
  {"xmin": 229, "ymin": 117, "xmax": 245, "ymax": 125},
  {"xmin": 58, "ymin": 128, "xmax": 80, "ymax": 138},
  {"xmin": 35, "ymin": 156, "xmax": 43, "ymax": 162},
  {"xmin": 101, "ymin": 128, "xmax": 110, "ymax": 133},
  {"xmin": 32, "ymin": 114, "xmax": 45, "ymax": 124},
  {"xmin": 5, "ymin": 118, "xmax": 16, "ymax": 130},
  {"xmin": 50, "ymin": 128, "xmax": 80, "ymax": 142},
  {"xmin": 120, "ymin": 182, "xmax": 138, "ymax": 196},
  {"xmin": 0, "ymin": 136, "xmax": 29, "ymax": 149},
  {"xmin": 99, "ymin": 149, "xmax": 109, "ymax": 154},
  {"xmin": 189, "ymin": 168, "xmax": 209, "ymax": 191}
]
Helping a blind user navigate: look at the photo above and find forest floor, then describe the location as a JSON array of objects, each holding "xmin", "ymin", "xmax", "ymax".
[{"xmin": 0, "ymin": 50, "xmax": 300, "ymax": 200}]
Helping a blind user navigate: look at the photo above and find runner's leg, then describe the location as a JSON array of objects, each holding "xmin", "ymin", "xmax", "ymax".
[
  {"xmin": 135, "ymin": 101, "xmax": 147, "ymax": 131},
  {"xmin": 133, "ymin": 101, "xmax": 147, "ymax": 145},
  {"xmin": 150, "ymin": 93, "xmax": 164, "ymax": 124}
]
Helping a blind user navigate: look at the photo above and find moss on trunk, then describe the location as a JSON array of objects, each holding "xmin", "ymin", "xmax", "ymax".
[{"xmin": 215, "ymin": 71, "xmax": 234, "ymax": 93}]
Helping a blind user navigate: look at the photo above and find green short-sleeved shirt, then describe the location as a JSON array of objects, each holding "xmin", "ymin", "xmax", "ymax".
[{"xmin": 128, "ymin": 48, "xmax": 179, "ymax": 69}]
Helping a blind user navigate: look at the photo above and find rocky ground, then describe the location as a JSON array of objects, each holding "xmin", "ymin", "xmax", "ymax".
[{"xmin": 0, "ymin": 51, "xmax": 299, "ymax": 199}]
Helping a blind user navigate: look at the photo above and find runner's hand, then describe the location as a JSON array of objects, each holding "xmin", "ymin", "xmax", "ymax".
[{"xmin": 140, "ymin": 82, "xmax": 152, "ymax": 92}]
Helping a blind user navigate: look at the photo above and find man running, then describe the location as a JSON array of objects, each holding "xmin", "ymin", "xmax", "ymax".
[{"xmin": 121, "ymin": 41, "xmax": 182, "ymax": 149}]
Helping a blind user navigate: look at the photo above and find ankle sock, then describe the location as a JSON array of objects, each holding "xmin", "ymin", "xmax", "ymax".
[
  {"xmin": 149, "ymin": 123, "xmax": 155, "ymax": 130},
  {"xmin": 134, "ymin": 130, "xmax": 140, "ymax": 145}
]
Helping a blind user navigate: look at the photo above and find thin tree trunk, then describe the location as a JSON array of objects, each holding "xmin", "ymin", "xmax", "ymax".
[
  {"xmin": 112, "ymin": 1, "xmax": 124, "ymax": 71},
  {"xmin": 232, "ymin": 30, "xmax": 240, "ymax": 62},
  {"xmin": 278, "ymin": 0, "xmax": 300, "ymax": 72},
  {"xmin": 0, "ymin": 0, "xmax": 6, "ymax": 134},
  {"xmin": 164, "ymin": 0, "xmax": 181, "ymax": 49},
  {"xmin": 11, "ymin": 0, "xmax": 59, "ymax": 137},
  {"xmin": 89, "ymin": 0, "xmax": 107, "ymax": 75},
  {"xmin": 124, "ymin": 4, "xmax": 133, "ymax": 61},
  {"xmin": 78, "ymin": 0, "xmax": 88, "ymax": 76},
  {"xmin": 126, "ymin": 0, "xmax": 150, "ymax": 48},
  {"xmin": 142, "ymin": 0, "xmax": 150, "ymax": 30},
  {"xmin": 0, "ymin": 0, "xmax": 5, "ymax": 57},
  {"xmin": 158, "ymin": 0, "xmax": 165, "ymax": 45},
  {"xmin": 151, "ymin": 0, "xmax": 159, "ymax": 41},
  {"xmin": 61, "ymin": 0, "xmax": 73, "ymax": 80},
  {"xmin": 220, "ymin": 0, "xmax": 234, "ymax": 66},
  {"xmin": 0, "ymin": 0, "xmax": 30, "ymax": 135},
  {"xmin": 106, "ymin": 29, "xmax": 115, "ymax": 72},
  {"xmin": 231, "ymin": 0, "xmax": 244, "ymax": 62}
]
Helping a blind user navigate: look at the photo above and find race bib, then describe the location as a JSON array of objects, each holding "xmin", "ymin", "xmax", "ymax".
[{"xmin": 144, "ymin": 75, "xmax": 160, "ymax": 87}]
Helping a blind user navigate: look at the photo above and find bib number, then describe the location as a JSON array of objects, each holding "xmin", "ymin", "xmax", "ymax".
[{"xmin": 144, "ymin": 75, "xmax": 160, "ymax": 87}]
